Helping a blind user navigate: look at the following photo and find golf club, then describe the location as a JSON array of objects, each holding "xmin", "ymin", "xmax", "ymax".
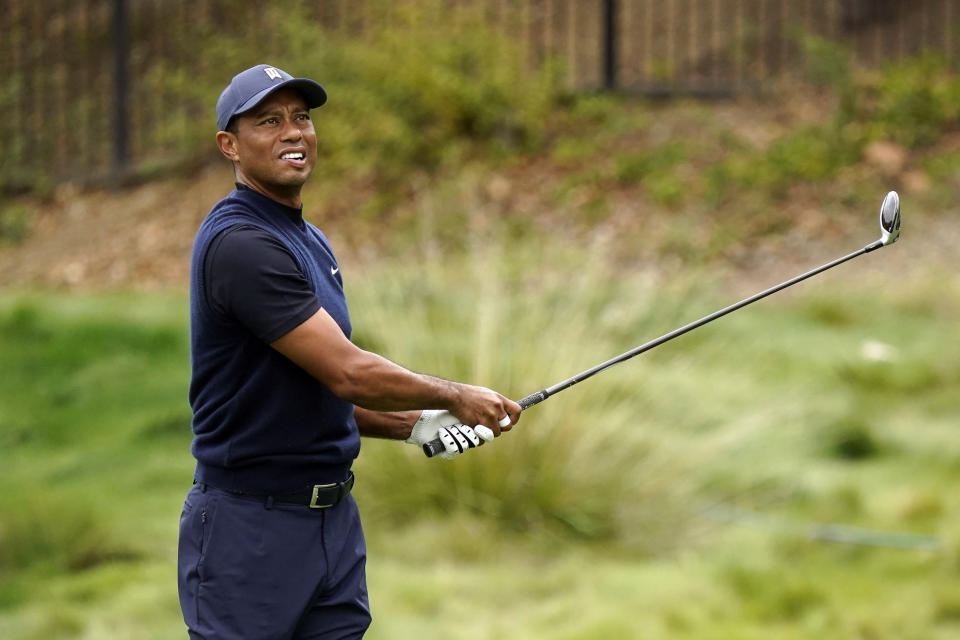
[{"xmin": 424, "ymin": 191, "xmax": 902, "ymax": 458}]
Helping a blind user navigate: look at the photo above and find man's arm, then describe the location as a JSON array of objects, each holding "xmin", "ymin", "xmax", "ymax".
[
  {"xmin": 271, "ymin": 308, "xmax": 521, "ymax": 434},
  {"xmin": 353, "ymin": 407, "xmax": 419, "ymax": 440}
]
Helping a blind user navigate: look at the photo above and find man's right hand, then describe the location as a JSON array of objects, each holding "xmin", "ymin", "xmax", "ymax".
[{"xmin": 449, "ymin": 383, "xmax": 522, "ymax": 438}]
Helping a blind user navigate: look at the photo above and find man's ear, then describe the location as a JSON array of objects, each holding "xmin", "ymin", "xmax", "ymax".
[{"xmin": 216, "ymin": 131, "xmax": 239, "ymax": 162}]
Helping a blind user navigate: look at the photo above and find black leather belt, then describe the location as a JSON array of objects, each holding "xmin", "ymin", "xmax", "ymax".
[
  {"xmin": 205, "ymin": 472, "xmax": 355, "ymax": 509},
  {"xmin": 280, "ymin": 472, "xmax": 354, "ymax": 509}
]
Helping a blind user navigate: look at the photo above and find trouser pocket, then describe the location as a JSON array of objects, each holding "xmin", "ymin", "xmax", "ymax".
[{"xmin": 178, "ymin": 484, "xmax": 215, "ymax": 631}]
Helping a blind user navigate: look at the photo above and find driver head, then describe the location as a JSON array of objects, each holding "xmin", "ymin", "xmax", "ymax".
[{"xmin": 880, "ymin": 191, "xmax": 901, "ymax": 246}]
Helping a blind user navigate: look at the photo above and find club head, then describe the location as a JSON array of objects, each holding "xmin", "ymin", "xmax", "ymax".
[{"xmin": 879, "ymin": 191, "xmax": 901, "ymax": 246}]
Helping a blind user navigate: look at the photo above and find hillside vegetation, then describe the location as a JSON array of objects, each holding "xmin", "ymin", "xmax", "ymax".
[{"xmin": 2, "ymin": 17, "xmax": 959, "ymax": 287}]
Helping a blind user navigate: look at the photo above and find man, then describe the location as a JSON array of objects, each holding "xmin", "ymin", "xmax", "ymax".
[{"xmin": 178, "ymin": 64, "xmax": 522, "ymax": 639}]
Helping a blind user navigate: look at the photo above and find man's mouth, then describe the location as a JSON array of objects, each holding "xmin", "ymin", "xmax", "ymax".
[{"xmin": 280, "ymin": 151, "xmax": 306, "ymax": 166}]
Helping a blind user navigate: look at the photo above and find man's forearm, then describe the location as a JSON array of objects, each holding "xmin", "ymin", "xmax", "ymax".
[
  {"xmin": 272, "ymin": 308, "xmax": 520, "ymax": 431},
  {"xmin": 336, "ymin": 350, "xmax": 463, "ymax": 412},
  {"xmin": 271, "ymin": 309, "xmax": 461, "ymax": 412},
  {"xmin": 354, "ymin": 407, "xmax": 419, "ymax": 440}
]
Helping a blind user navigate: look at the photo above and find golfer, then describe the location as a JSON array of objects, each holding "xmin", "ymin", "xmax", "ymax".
[{"xmin": 178, "ymin": 64, "xmax": 521, "ymax": 639}]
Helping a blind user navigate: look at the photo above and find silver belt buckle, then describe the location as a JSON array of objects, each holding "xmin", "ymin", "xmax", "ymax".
[{"xmin": 309, "ymin": 482, "xmax": 336, "ymax": 509}]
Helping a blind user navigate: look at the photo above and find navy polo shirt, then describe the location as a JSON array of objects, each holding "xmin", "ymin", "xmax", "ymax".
[{"xmin": 188, "ymin": 184, "xmax": 360, "ymax": 493}]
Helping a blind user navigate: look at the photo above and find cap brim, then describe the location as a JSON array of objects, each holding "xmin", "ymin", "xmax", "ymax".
[{"xmin": 234, "ymin": 78, "xmax": 327, "ymax": 119}]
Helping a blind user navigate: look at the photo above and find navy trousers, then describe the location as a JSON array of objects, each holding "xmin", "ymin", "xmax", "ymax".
[{"xmin": 178, "ymin": 483, "xmax": 371, "ymax": 639}]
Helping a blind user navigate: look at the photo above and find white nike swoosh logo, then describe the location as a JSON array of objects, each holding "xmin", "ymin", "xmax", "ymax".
[{"xmin": 330, "ymin": 266, "xmax": 339, "ymax": 276}]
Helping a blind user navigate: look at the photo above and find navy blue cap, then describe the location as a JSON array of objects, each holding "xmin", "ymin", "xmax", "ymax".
[{"xmin": 216, "ymin": 64, "xmax": 327, "ymax": 132}]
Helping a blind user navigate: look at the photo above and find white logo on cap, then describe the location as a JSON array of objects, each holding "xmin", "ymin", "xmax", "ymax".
[{"xmin": 264, "ymin": 67, "xmax": 282, "ymax": 81}]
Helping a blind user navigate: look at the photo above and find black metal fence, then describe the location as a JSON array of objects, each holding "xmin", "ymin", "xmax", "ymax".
[{"xmin": 2, "ymin": 0, "xmax": 958, "ymax": 191}]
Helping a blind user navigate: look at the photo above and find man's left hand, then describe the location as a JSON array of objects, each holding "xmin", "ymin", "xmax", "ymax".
[{"xmin": 405, "ymin": 410, "xmax": 494, "ymax": 459}]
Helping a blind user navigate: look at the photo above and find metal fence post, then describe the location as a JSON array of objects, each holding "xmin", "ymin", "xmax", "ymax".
[
  {"xmin": 603, "ymin": 0, "xmax": 618, "ymax": 90},
  {"xmin": 112, "ymin": 0, "xmax": 130, "ymax": 183}
]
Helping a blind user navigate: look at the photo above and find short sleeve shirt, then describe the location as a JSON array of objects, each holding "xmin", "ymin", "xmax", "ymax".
[{"xmin": 203, "ymin": 225, "xmax": 320, "ymax": 342}]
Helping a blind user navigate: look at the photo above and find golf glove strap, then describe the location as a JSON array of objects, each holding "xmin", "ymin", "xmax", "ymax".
[{"xmin": 406, "ymin": 410, "xmax": 494, "ymax": 460}]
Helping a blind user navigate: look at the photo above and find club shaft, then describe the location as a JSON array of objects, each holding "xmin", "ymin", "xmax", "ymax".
[
  {"xmin": 522, "ymin": 242, "xmax": 877, "ymax": 407},
  {"xmin": 423, "ymin": 241, "xmax": 878, "ymax": 457}
]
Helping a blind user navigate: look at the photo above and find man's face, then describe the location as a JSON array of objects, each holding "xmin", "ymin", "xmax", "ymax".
[{"xmin": 222, "ymin": 88, "xmax": 318, "ymax": 205}]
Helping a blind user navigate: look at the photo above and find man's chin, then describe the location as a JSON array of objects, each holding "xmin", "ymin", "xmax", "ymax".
[{"xmin": 278, "ymin": 169, "xmax": 313, "ymax": 188}]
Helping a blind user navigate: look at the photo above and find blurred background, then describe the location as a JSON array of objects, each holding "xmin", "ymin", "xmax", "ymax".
[{"xmin": 1, "ymin": 1, "xmax": 958, "ymax": 638}]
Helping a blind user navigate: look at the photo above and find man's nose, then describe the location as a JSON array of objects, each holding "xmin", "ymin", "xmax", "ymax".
[{"xmin": 280, "ymin": 117, "xmax": 302, "ymax": 140}]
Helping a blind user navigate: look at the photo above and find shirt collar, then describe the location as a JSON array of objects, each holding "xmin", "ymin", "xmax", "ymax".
[{"xmin": 235, "ymin": 182, "xmax": 304, "ymax": 226}]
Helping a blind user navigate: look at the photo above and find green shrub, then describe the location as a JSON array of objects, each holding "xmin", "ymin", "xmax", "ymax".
[
  {"xmin": 824, "ymin": 420, "xmax": 881, "ymax": 461},
  {"xmin": 708, "ymin": 124, "xmax": 863, "ymax": 203},
  {"xmin": 866, "ymin": 54, "xmax": 960, "ymax": 148},
  {"xmin": 0, "ymin": 203, "xmax": 31, "ymax": 246},
  {"xmin": 0, "ymin": 489, "xmax": 140, "ymax": 574},
  {"xmin": 348, "ymin": 237, "xmax": 701, "ymax": 553},
  {"xmin": 612, "ymin": 142, "xmax": 686, "ymax": 185},
  {"xmin": 147, "ymin": 1, "xmax": 562, "ymax": 182},
  {"xmin": 707, "ymin": 44, "xmax": 960, "ymax": 206}
]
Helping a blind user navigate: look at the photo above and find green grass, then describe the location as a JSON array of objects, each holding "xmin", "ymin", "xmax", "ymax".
[{"xmin": 0, "ymin": 231, "xmax": 957, "ymax": 638}]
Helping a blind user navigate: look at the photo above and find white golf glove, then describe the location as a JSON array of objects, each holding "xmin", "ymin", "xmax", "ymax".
[{"xmin": 406, "ymin": 410, "xmax": 495, "ymax": 460}]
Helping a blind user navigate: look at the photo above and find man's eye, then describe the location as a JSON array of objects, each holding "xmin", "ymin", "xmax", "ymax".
[
  {"xmin": 261, "ymin": 118, "xmax": 279, "ymax": 125},
  {"xmin": 296, "ymin": 113, "xmax": 311, "ymax": 121}
]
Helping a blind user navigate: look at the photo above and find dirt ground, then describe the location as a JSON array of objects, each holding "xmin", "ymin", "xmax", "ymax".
[{"xmin": 0, "ymin": 164, "xmax": 233, "ymax": 291}]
